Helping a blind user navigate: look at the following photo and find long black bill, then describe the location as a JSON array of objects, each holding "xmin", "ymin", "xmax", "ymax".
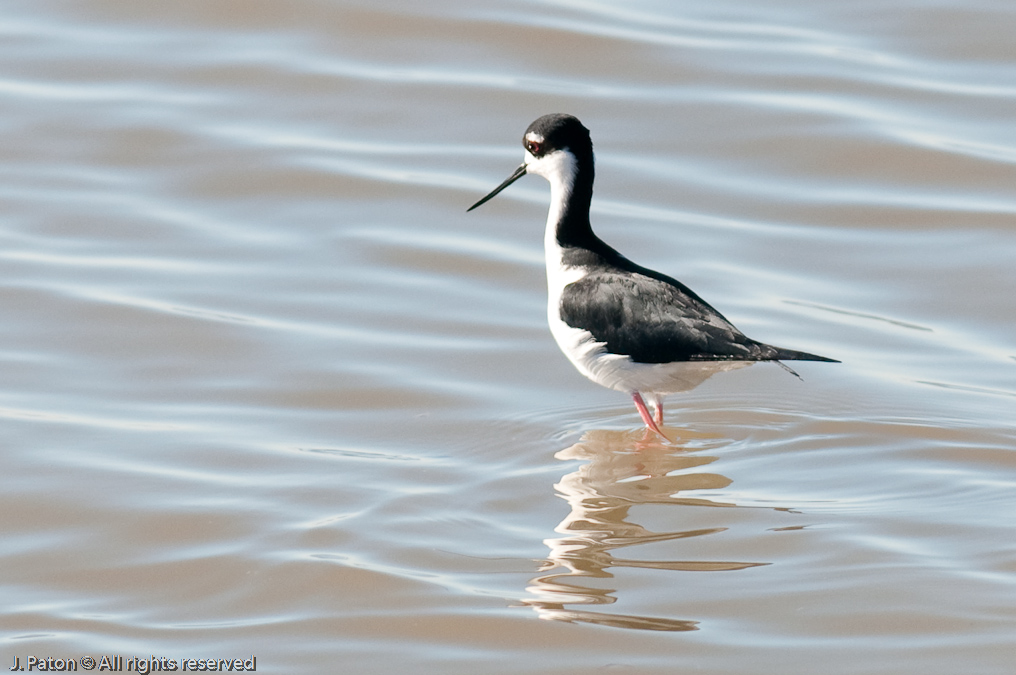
[{"xmin": 467, "ymin": 163, "xmax": 528, "ymax": 211}]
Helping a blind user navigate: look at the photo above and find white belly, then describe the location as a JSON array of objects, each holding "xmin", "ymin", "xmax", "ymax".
[{"xmin": 547, "ymin": 313, "xmax": 751, "ymax": 395}]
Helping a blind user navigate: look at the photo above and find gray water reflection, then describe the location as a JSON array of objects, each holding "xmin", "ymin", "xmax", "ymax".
[{"xmin": 523, "ymin": 429, "xmax": 768, "ymax": 632}]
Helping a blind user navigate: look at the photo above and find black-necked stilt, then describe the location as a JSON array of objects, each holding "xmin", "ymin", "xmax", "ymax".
[{"xmin": 468, "ymin": 114, "xmax": 837, "ymax": 438}]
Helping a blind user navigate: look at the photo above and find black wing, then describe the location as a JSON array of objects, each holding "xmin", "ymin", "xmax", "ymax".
[
  {"xmin": 560, "ymin": 267, "xmax": 775, "ymax": 363},
  {"xmin": 558, "ymin": 249, "xmax": 837, "ymax": 364}
]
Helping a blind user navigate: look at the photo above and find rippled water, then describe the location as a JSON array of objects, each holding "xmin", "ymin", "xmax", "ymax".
[{"xmin": 2, "ymin": 1, "xmax": 1015, "ymax": 673}]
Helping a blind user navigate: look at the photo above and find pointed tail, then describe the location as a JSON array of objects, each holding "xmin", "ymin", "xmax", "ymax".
[{"xmin": 771, "ymin": 346, "xmax": 839, "ymax": 363}]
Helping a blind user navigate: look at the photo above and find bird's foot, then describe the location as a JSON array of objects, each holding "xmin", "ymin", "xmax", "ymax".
[{"xmin": 632, "ymin": 392, "xmax": 671, "ymax": 442}]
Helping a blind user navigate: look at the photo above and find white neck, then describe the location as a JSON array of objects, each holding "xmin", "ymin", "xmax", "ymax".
[{"xmin": 529, "ymin": 149, "xmax": 579, "ymax": 265}]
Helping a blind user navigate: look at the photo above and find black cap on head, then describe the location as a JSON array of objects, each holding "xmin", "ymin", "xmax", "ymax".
[{"xmin": 522, "ymin": 114, "xmax": 592, "ymax": 159}]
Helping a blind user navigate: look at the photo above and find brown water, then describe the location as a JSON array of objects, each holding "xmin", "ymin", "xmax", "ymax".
[{"xmin": 2, "ymin": 1, "xmax": 1015, "ymax": 673}]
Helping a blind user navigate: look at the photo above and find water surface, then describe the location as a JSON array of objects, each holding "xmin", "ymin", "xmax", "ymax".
[{"xmin": 2, "ymin": 1, "xmax": 1015, "ymax": 673}]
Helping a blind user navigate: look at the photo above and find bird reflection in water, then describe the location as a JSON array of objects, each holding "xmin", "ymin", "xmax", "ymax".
[{"xmin": 521, "ymin": 428, "xmax": 769, "ymax": 631}]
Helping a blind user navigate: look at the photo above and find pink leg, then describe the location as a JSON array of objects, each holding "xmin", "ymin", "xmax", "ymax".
[
  {"xmin": 632, "ymin": 392, "xmax": 669, "ymax": 440},
  {"xmin": 651, "ymin": 395, "xmax": 664, "ymax": 426}
]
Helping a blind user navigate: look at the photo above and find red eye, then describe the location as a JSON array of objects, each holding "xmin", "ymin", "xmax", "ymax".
[{"xmin": 526, "ymin": 141, "xmax": 542, "ymax": 155}]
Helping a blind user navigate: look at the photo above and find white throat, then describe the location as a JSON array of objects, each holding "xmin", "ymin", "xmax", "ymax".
[{"xmin": 525, "ymin": 148, "xmax": 579, "ymax": 260}]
